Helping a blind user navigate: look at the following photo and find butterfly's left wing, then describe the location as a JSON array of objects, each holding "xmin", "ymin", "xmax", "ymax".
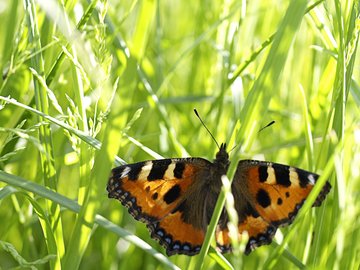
[
  {"xmin": 216, "ymin": 160, "xmax": 331, "ymax": 254},
  {"xmin": 107, "ymin": 158, "xmax": 211, "ymax": 255}
]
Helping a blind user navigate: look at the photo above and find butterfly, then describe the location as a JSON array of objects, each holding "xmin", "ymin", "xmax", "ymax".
[{"xmin": 107, "ymin": 143, "xmax": 331, "ymax": 256}]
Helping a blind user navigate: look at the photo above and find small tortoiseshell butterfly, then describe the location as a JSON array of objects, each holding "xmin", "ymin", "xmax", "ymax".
[{"xmin": 107, "ymin": 113, "xmax": 331, "ymax": 256}]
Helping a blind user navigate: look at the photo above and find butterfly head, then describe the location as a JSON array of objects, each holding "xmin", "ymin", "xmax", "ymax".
[{"xmin": 214, "ymin": 143, "xmax": 230, "ymax": 171}]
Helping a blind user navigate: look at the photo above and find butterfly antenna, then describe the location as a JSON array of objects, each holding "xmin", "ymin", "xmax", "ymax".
[
  {"xmin": 258, "ymin": 120, "xmax": 275, "ymax": 133},
  {"xmin": 228, "ymin": 144, "xmax": 239, "ymax": 153},
  {"xmin": 229, "ymin": 120, "xmax": 275, "ymax": 153},
  {"xmin": 194, "ymin": 109, "xmax": 220, "ymax": 149}
]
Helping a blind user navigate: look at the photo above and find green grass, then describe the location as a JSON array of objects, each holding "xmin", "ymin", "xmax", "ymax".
[{"xmin": 0, "ymin": 0, "xmax": 359, "ymax": 269}]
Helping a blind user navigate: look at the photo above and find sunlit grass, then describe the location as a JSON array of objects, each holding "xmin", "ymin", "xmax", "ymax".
[{"xmin": 0, "ymin": 0, "xmax": 359, "ymax": 269}]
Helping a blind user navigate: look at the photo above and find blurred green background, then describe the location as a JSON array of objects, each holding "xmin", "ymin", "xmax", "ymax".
[{"xmin": 0, "ymin": 0, "xmax": 359, "ymax": 269}]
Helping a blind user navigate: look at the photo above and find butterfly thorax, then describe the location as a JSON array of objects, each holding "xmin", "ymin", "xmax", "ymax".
[
  {"xmin": 200, "ymin": 143, "xmax": 230, "ymax": 194},
  {"xmin": 212, "ymin": 143, "xmax": 230, "ymax": 176}
]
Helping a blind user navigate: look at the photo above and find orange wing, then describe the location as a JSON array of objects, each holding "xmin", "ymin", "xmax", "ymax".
[
  {"xmin": 107, "ymin": 158, "xmax": 213, "ymax": 256},
  {"xmin": 107, "ymin": 158, "xmax": 207, "ymax": 223},
  {"xmin": 235, "ymin": 160, "xmax": 331, "ymax": 227},
  {"xmin": 216, "ymin": 160, "xmax": 331, "ymax": 254},
  {"xmin": 216, "ymin": 213, "xmax": 277, "ymax": 255},
  {"xmin": 147, "ymin": 208, "xmax": 204, "ymax": 256}
]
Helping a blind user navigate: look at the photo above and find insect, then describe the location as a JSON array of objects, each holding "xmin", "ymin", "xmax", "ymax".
[{"xmin": 107, "ymin": 111, "xmax": 331, "ymax": 256}]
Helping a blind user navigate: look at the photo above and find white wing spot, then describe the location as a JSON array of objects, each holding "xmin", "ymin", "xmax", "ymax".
[
  {"xmin": 289, "ymin": 167, "xmax": 300, "ymax": 186},
  {"xmin": 164, "ymin": 163, "xmax": 176, "ymax": 179},
  {"xmin": 266, "ymin": 166, "xmax": 276, "ymax": 184},
  {"xmin": 308, "ymin": 174, "xmax": 315, "ymax": 185},
  {"xmin": 138, "ymin": 161, "xmax": 152, "ymax": 180},
  {"xmin": 121, "ymin": 166, "xmax": 131, "ymax": 178}
]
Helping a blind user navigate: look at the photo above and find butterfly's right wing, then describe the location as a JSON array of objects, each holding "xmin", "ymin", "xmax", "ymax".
[
  {"xmin": 216, "ymin": 159, "xmax": 331, "ymax": 254},
  {"xmin": 234, "ymin": 160, "xmax": 331, "ymax": 226}
]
